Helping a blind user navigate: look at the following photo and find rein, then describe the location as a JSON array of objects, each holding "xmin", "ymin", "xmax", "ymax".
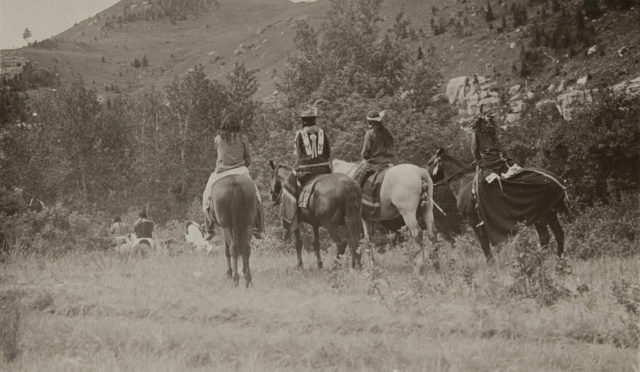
[
  {"xmin": 434, "ymin": 164, "xmax": 473, "ymax": 187},
  {"xmin": 272, "ymin": 186, "xmax": 283, "ymax": 206}
]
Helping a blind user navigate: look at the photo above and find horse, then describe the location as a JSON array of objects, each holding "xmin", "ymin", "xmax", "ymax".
[
  {"xmin": 332, "ymin": 160, "xmax": 434, "ymax": 255},
  {"xmin": 269, "ymin": 161, "xmax": 363, "ymax": 269},
  {"xmin": 208, "ymin": 174, "xmax": 257, "ymax": 287},
  {"xmin": 426, "ymin": 148, "xmax": 567, "ymax": 263}
]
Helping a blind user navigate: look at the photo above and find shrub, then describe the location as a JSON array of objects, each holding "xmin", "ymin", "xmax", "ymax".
[
  {"xmin": 565, "ymin": 193, "xmax": 639, "ymax": 259},
  {"xmin": 541, "ymin": 93, "xmax": 640, "ymax": 204},
  {"xmin": 0, "ymin": 204, "xmax": 110, "ymax": 257},
  {"xmin": 507, "ymin": 225, "xmax": 571, "ymax": 306}
]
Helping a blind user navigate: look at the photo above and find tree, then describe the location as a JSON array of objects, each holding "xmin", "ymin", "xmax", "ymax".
[
  {"xmin": 142, "ymin": 55, "xmax": 149, "ymax": 67},
  {"xmin": 35, "ymin": 77, "xmax": 102, "ymax": 201},
  {"xmin": 584, "ymin": 0, "xmax": 603, "ymax": 19},
  {"xmin": 133, "ymin": 58, "xmax": 141, "ymax": 68},
  {"xmin": 485, "ymin": 2, "xmax": 496, "ymax": 23},
  {"xmin": 226, "ymin": 63, "xmax": 258, "ymax": 133},
  {"xmin": 22, "ymin": 28, "xmax": 32, "ymax": 42},
  {"xmin": 165, "ymin": 65, "xmax": 229, "ymax": 202}
]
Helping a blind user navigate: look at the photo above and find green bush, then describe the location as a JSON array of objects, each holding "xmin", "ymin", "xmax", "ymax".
[
  {"xmin": 565, "ymin": 193, "xmax": 639, "ymax": 259},
  {"xmin": 0, "ymin": 204, "xmax": 110, "ymax": 257},
  {"xmin": 541, "ymin": 93, "xmax": 640, "ymax": 204}
]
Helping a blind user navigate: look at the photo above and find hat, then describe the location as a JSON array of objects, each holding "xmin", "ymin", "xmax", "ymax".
[
  {"xmin": 298, "ymin": 106, "xmax": 318, "ymax": 118},
  {"xmin": 366, "ymin": 110, "xmax": 386, "ymax": 122}
]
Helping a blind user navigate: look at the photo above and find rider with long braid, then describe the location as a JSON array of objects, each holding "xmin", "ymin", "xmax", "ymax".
[{"xmin": 202, "ymin": 117, "xmax": 265, "ymax": 240}]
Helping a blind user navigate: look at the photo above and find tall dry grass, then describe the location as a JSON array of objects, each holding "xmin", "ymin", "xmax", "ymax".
[{"xmin": 0, "ymin": 226, "xmax": 638, "ymax": 371}]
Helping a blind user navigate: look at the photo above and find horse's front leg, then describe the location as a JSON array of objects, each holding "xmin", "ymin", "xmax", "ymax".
[
  {"xmin": 294, "ymin": 228, "xmax": 303, "ymax": 268},
  {"xmin": 473, "ymin": 225, "xmax": 494, "ymax": 264},
  {"xmin": 312, "ymin": 224, "xmax": 322, "ymax": 269}
]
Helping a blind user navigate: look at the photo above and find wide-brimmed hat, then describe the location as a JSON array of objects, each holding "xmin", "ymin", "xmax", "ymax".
[
  {"xmin": 366, "ymin": 110, "xmax": 386, "ymax": 122},
  {"xmin": 298, "ymin": 106, "xmax": 318, "ymax": 118}
]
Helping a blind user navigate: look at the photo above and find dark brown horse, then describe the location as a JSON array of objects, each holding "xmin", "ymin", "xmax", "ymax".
[
  {"xmin": 269, "ymin": 161, "xmax": 363, "ymax": 269},
  {"xmin": 209, "ymin": 175, "xmax": 257, "ymax": 287},
  {"xmin": 427, "ymin": 148, "xmax": 567, "ymax": 263}
]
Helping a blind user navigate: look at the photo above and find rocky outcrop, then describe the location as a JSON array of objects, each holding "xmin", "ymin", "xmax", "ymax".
[
  {"xmin": 445, "ymin": 75, "xmax": 500, "ymax": 115},
  {"xmin": 445, "ymin": 74, "xmax": 640, "ymax": 122}
]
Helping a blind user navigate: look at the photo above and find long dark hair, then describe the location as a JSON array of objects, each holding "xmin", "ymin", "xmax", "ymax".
[
  {"xmin": 370, "ymin": 122, "xmax": 394, "ymax": 149},
  {"xmin": 220, "ymin": 114, "xmax": 241, "ymax": 142}
]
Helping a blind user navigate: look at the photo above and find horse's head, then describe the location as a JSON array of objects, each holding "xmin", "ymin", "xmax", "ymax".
[
  {"xmin": 268, "ymin": 160, "xmax": 285, "ymax": 204},
  {"xmin": 426, "ymin": 148, "xmax": 446, "ymax": 182}
]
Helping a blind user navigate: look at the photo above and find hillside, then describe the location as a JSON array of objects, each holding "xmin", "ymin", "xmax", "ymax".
[{"xmin": 2, "ymin": 0, "xmax": 639, "ymax": 104}]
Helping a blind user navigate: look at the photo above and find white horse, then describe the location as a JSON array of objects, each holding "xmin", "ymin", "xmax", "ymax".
[{"xmin": 333, "ymin": 160, "xmax": 434, "ymax": 253}]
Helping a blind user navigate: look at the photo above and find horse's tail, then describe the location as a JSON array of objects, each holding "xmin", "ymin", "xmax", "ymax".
[{"xmin": 418, "ymin": 168, "xmax": 435, "ymax": 240}]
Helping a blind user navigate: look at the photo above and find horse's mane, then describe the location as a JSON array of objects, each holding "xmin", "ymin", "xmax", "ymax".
[{"xmin": 442, "ymin": 153, "xmax": 473, "ymax": 172}]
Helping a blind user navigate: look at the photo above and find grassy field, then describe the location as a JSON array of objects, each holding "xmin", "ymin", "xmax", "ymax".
[{"xmin": 0, "ymin": 230, "xmax": 638, "ymax": 371}]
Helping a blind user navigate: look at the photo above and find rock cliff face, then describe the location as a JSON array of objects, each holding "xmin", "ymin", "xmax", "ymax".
[{"xmin": 445, "ymin": 74, "xmax": 640, "ymax": 122}]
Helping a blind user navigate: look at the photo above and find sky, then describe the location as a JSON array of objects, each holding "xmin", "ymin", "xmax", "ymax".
[{"xmin": 0, "ymin": 0, "xmax": 119, "ymax": 49}]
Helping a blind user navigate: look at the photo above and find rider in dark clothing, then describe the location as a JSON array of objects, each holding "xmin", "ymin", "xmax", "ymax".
[
  {"xmin": 353, "ymin": 110, "xmax": 394, "ymax": 186},
  {"xmin": 293, "ymin": 107, "xmax": 332, "ymax": 185},
  {"xmin": 133, "ymin": 209, "xmax": 154, "ymax": 239},
  {"xmin": 468, "ymin": 113, "xmax": 512, "ymax": 174}
]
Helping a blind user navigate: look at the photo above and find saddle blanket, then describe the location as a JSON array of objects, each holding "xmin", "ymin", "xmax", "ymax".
[
  {"xmin": 361, "ymin": 166, "xmax": 391, "ymax": 221},
  {"xmin": 474, "ymin": 167, "xmax": 566, "ymax": 246},
  {"xmin": 281, "ymin": 174, "xmax": 323, "ymax": 228},
  {"xmin": 202, "ymin": 166, "xmax": 254, "ymax": 212}
]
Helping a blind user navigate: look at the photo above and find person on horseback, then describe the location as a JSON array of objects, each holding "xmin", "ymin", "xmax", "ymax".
[
  {"xmin": 352, "ymin": 110, "xmax": 395, "ymax": 187},
  {"xmin": 280, "ymin": 104, "xmax": 332, "ymax": 235},
  {"xmin": 133, "ymin": 209, "xmax": 154, "ymax": 239},
  {"xmin": 202, "ymin": 117, "xmax": 265, "ymax": 240},
  {"xmin": 468, "ymin": 111, "xmax": 515, "ymax": 175}
]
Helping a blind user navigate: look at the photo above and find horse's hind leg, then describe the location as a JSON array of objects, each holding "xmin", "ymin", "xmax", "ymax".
[
  {"xmin": 399, "ymin": 210, "xmax": 424, "ymax": 259},
  {"xmin": 232, "ymin": 254, "xmax": 240, "ymax": 287},
  {"xmin": 242, "ymin": 250, "xmax": 252, "ymax": 288},
  {"xmin": 294, "ymin": 228, "xmax": 304, "ymax": 268},
  {"xmin": 534, "ymin": 220, "xmax": 551, "ymax": 250},
  {"xmin": 545, "ymin": 211, "xmax": 565, "ymax": 257},
  {"xmin": 312, "ymin": 225, "xmax": 323, "ymax": 269},
  {"xmin": 326, "ymin": 226, "xmax": 348, "ymax": 263},
  {"xmin": 225, "ymin": 242, "xmax": 232, "ymax": 278}
]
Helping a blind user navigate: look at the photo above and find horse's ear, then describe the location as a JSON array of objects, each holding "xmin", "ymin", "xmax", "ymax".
[{"xmin": 269, "ymin": 160, "xmax": 276, "ymax": 169}]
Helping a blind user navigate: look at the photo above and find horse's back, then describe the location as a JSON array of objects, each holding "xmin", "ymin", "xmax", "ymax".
[
  {"xmin": 305, "ymin": 173, "xmax": 360, "ymax": 223},
  {"xmin": 212, "ymin": 175, "xmax": 257, "ymax": 227},
  {"xmin": 381, "ymin": 164, "xmax": 425, "ymax": 208}
]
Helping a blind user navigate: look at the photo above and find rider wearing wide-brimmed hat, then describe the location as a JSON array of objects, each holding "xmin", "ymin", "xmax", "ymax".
[
  {"xmin": 279, "ymin": 103, "xmax": 333, "ymax": 234},
  {"xmin": 352, "ymin": 110, "xmax": 395, "ymax": 187},
  {"xmin": 293, "ymin": 105, "xmax": 332, "ymax": 183}
]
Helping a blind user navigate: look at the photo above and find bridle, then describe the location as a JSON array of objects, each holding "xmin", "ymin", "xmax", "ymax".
[
  {"xmin": 431, "ymin": 156, "xmax": 474, "ymax": 188},
  {"xmin": 270, "ymin": 165, "xmax": 285, "ymax": 206}
]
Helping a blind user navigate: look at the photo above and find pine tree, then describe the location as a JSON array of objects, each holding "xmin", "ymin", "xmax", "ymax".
[
  {"xmin": 584, "ymin": 0, "xmax": 603, "ymax": 19},
  {"xmin": 485, "ymin": 2, "xmax": 496, "ymax": 23},
  {"xmin": 142, "ymin": 55, "xmax": 149, "ymax": 67}
]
